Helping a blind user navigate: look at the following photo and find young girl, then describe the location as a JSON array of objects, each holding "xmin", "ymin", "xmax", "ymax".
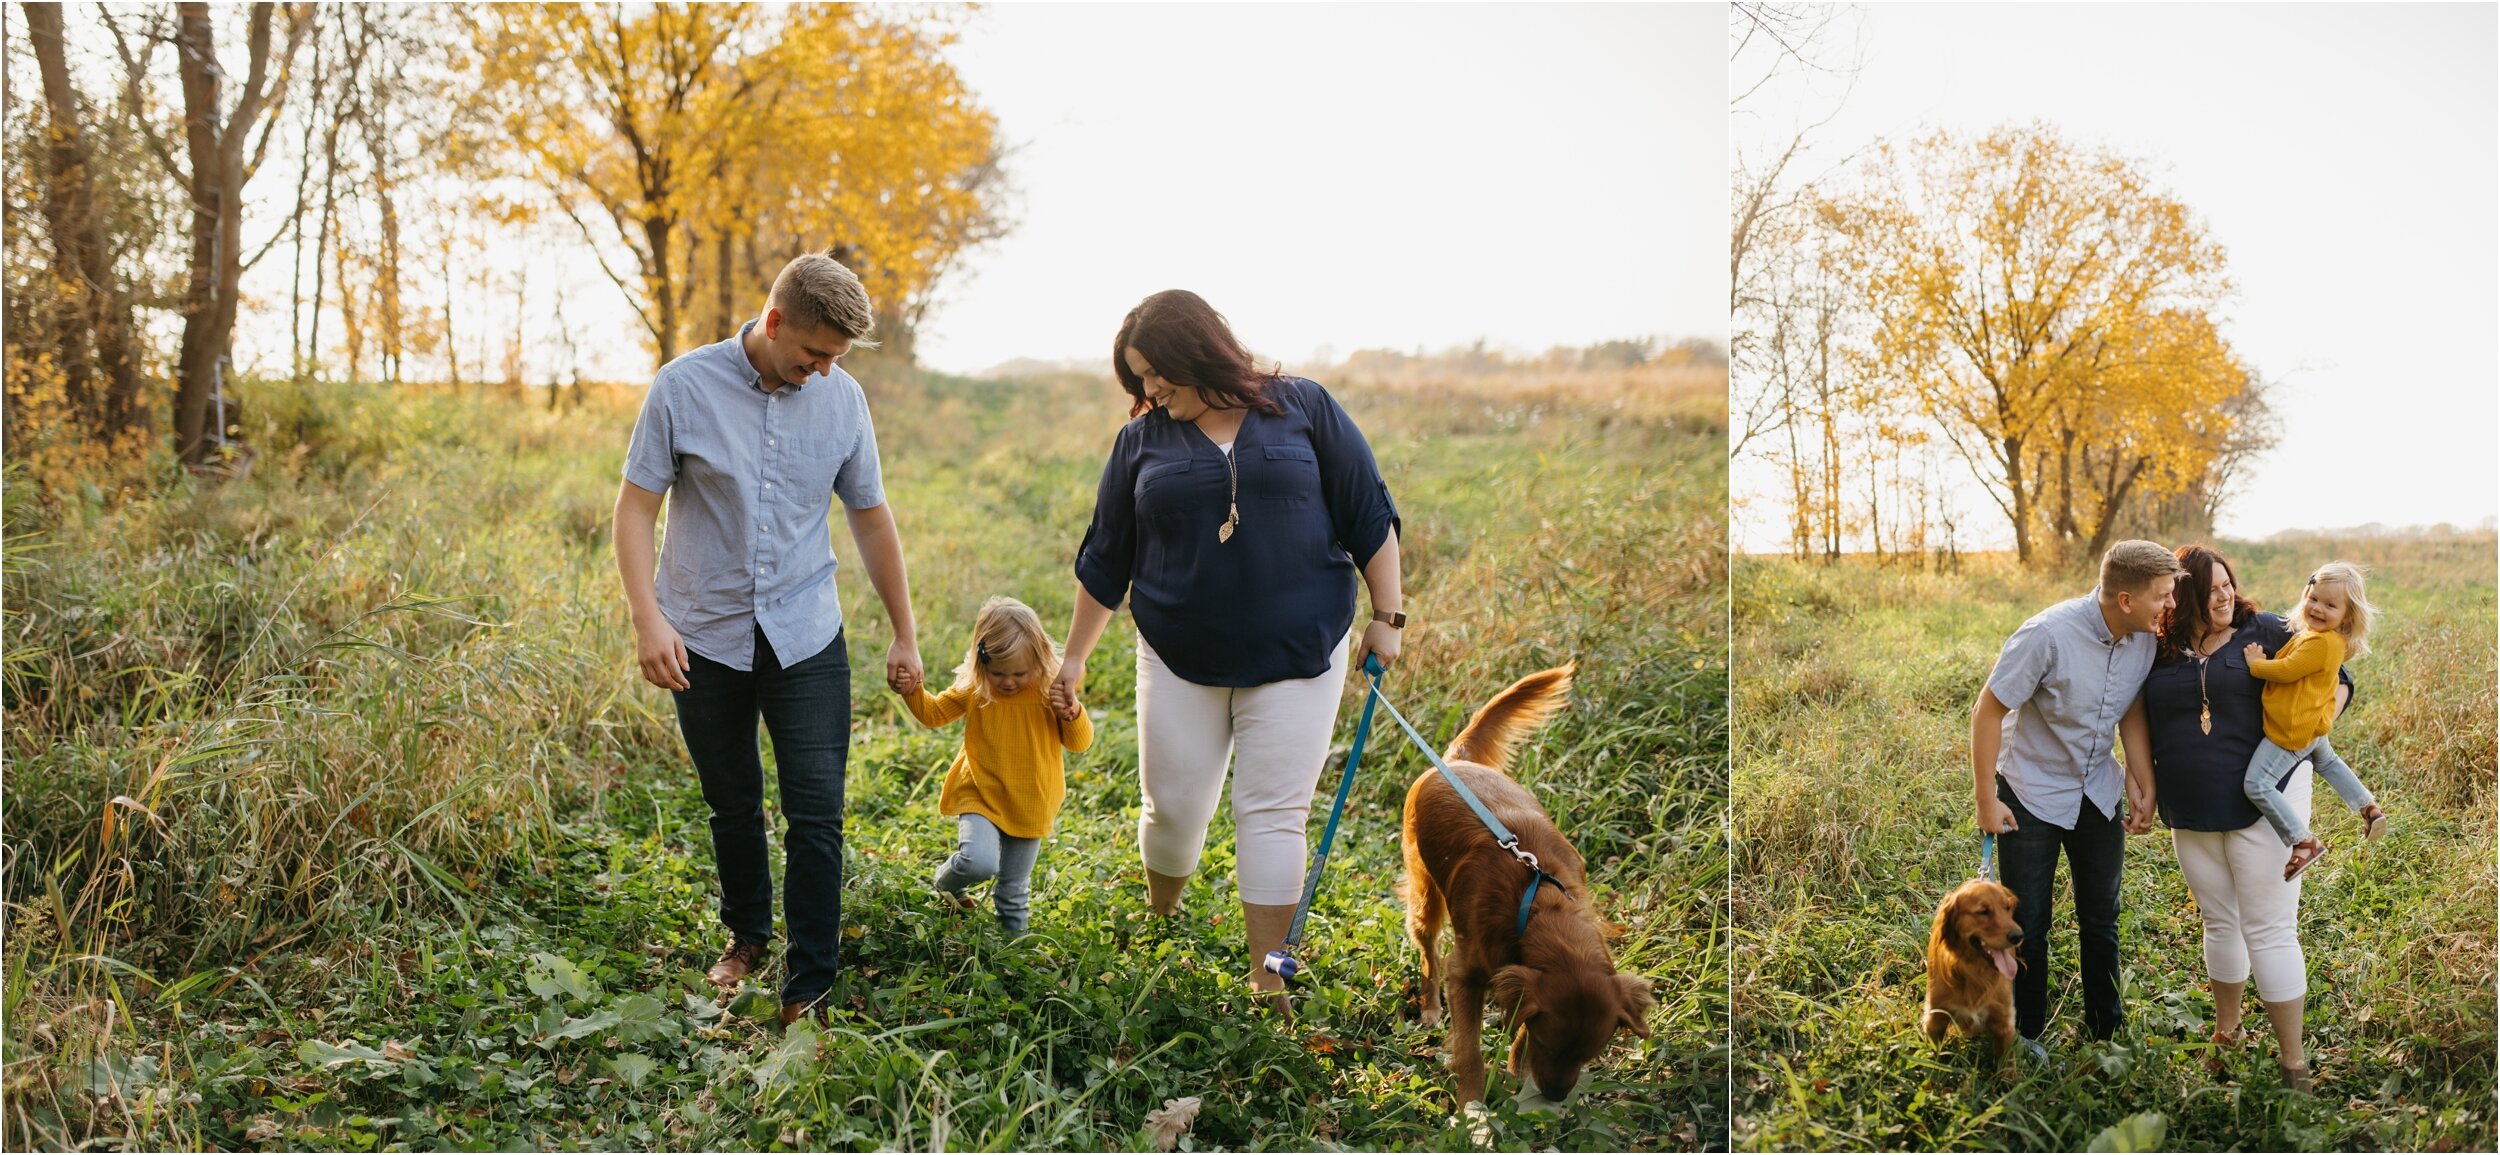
[
  {"xmin": 893, "ymin": 597, "xmax": 1093, "ymax": 934},
  {"xmin": 2241, "ymin": 561, "xmax": 2388, "ymax": 880}
]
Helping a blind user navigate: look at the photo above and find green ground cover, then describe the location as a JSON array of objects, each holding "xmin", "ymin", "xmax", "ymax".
[
  {"xmin": 4, "ymin": 366, "xmax": 1725, "ymax": 1151},
  {"xmin": 1732, "ymin": 544, "xmax": 2497, "ymax": 1152}
]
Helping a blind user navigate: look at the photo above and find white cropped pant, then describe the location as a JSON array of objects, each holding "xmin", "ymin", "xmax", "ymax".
[
  {"xmin": 1135, "ymin": 635, "xmax": 1348, "ymax": 906},
  {"xmin": 2171, "ymin": 765, "xmax": 2312, "ymax": 1002}
]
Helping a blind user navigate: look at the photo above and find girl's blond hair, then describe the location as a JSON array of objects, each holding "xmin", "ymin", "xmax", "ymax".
[
  {"xmin": 947, "ymin": 596, "xmax": 1064, "ymax": 705},
  {"xmin": 2294, "ymin": 560, "xmax": 2377, "ymax": 660}
]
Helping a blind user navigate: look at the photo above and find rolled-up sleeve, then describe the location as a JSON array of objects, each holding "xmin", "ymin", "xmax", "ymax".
[
  {"xmin": 1073, "ymin": 425, "xmax": 1139, "ymax": 611},
  {"xmin": 1302, "ymin": 381, "xmax": 1400, "ymax": 566},
  {"xmin": 622, "ymin": 377, "xmax": 678, "ymax": 493},
  {"xmin": 832, "ymin": 382, "xmax": 887, "ymax": 510}
]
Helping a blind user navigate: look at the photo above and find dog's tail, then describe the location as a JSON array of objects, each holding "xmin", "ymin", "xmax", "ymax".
[{"xmin": 1443, "ymin": 664, "xmax": 1575, "ymax": 771}]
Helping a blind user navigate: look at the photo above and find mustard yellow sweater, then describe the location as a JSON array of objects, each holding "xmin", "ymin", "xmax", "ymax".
[
  {"xmin": 2246, "ymin": 629, "xmax": 2346, "ymax": 750},
  {"xmin": 900, "ymin": 682, "xmax": 1094, "ymax": 839}
]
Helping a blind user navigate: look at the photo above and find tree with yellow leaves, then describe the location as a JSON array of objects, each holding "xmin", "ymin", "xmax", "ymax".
[
  {"xmin": 1820, "ymin": 123, "xmax": 2251, "ymax": 563},
  {"xmin": 464, "ymin": 3, "xmax": 1003, "ymax": 367}
]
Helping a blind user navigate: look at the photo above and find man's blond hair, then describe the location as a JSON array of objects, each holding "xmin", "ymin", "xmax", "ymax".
[
  {"xmin": 2099, "ymin": 539, "xmax": 2183, "ymax": 596},
  {"xmin": 770, "ymin": 254, "xmax": 879, "ymax": 346}
]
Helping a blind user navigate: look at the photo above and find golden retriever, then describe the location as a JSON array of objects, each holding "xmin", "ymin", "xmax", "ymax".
[
  {"xmin": 1401, "ymin": 664, "xmax": 1654, "ymax": 1106},
  {"xmin": 1921, "ymin": 878, "xmax": 2023, "ymax": 1065}
]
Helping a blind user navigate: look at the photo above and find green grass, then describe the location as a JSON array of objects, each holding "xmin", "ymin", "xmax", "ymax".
[
  {"xmin": 3, "ymin": 365, "xmax": 1726, "ymax": 1150},
  {"xmin": 1731, "ymin": 543, "xmax": 2497, "ymax": 1152}
]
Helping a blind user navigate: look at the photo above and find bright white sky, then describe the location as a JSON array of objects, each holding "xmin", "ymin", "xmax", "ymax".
[
  {"xmin": 1731, "ymin": 3, "xmax": 2499, "ymax": 547},
  {"xmin": 915, "ymin": 2, "xmax": 1728, "ymax": 375}
]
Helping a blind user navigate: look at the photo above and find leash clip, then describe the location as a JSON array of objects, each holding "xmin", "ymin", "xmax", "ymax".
[{"xmin": 1504, "ymin": 841, "xmax": 1542, "ymax": 872}]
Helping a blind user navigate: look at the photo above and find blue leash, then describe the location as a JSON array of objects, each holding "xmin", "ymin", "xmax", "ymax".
[
  {"xmin": 1263, "ymin": 656, "xmax": 1567, "ymax": 980},
  {"xmin": 1264, "ymin": 654, "xmax": 1386, "ymax": 980},
  {"xmin": 1978, "ymin": 831, "xmax": 1997, "ymax": 881}
]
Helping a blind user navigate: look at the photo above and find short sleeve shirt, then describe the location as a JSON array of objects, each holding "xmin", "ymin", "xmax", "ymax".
[
  {"xmin": 1985, "ymin": 590, "xmax": 2158, "ymax": 829},
  {"xmin": 621, "ymin": 320, "xmax": 885, "ymax": 671}
]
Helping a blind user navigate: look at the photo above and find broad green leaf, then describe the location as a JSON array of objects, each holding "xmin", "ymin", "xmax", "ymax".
[
  {"xmin": 2088, "ymin": 1112, "xmax": 2169, "ymax": 1153},
  {"xmin": 544, "ymin": 1009, "xmax": 622, "ymax": 1042},
  {"xmin": 609, "ymin": 1054, "xmax": 659, "ymax": 1089},
  {"xmin": 610, "ymin": 994, "xmax": 678, "ymax": 1043},
  {"xmin": 297, "ymin": 1040, "xmax": 389, "ymax": 1068},
  {"xmin": 753, "ymin": 1019, "xmax": 819, "ymax": 1090},
  {"xmin": 82, "ymin": 1053, "xmax": 160, "ymax": 1096},
  {"xmin": 724, "ymin": 985, "xmax": 777, "ymax": 1020},
  {"xmin": 524, "ymin": 953, "xmax": 597, "ymax": 1002},
  {"xmin": 684, "ymin": 991, "xmax": 723, "ymax": 1022}
]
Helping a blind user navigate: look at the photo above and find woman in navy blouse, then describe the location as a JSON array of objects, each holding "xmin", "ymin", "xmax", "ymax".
[
  {"xmin": 1050, "ymin": 290, "xmax": 1405, "ymax": 1010},
  {"xmin": 2129, "ymin": 544, "xmax": 2351, "ymax": 1092}
]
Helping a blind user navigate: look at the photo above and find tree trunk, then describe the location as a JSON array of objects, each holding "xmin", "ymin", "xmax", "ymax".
[
  {"xmin": 170, "ymin": 2, "xmax": 301, "ymax": 465},
  {"xmin": 643, "ymin": 215, "xmax": 678, "ymax": 363},
  {"xmin": 2000, "ymin": 433, "xmax": 2033, "ymax": 563},
  {"xmin": 25, "ymin": 1, "xmax": 147, "ymax": 434}
]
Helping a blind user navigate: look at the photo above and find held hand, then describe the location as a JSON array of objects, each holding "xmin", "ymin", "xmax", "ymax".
[
  {"xmin": 886, "ymin": 639, "xmax": 922, "ymax": 696},
  {"xmin": 1354, "ymin": 619, "xmax": 1401, "ymax": 672},
  {"xmin": 635, "ymin": 618, "xmax": 692, "ymax": 692},
  {"xmin": 1976, "ymin": 795, "xmax": 2018, "ymax": 835},
  {"xmin": 1048, "ymin": 659, "xmax": 1085, "ymax": 721},
  {"xmin": 2124, "ymin": 781, "xmax": 2157, "ymax": 834}
]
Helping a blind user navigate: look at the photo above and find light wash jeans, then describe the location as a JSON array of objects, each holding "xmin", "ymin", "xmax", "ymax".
[
  {"xmin": 934, "ymin": 813, "xmax": 1041, "ymax": 934},
  {"xmin": 2245, "ymin": 734, "xmax": 2373, "ymax": 847}
]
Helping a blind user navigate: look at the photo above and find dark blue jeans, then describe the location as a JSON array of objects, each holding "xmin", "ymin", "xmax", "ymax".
[
  {"xmin": 673, "ymin": 626, "xmax": 849, "ymax": 1007},
  {"xmin": 1997, "ymin": 781, "xmax": 2125, "ymax": 1041}
]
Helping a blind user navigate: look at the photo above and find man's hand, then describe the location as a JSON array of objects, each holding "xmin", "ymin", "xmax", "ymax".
[
  {"xmin": 2124, "ymin": 779, "xmax": 2158, "ymax": 834},
  {"xmin": 636, "ymin": 617, "xmax": 692, "ymax": 691},
  {"xmin": 1977, "ymin": 794, "xmax": 2018, "ymax": 835},
  {"xmin": 886, "ymin": 638, "xmax": 922, "ymax": 695}
]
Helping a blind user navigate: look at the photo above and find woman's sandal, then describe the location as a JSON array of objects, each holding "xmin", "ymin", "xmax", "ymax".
[
  {"xmin": 2284, "ymin": 838, "xmax": 2329, "ymax": 881},
  {"xmin": 2203, "ymin": 1026, "xmax": 2247, "ymax": 1074},
  {"xmin": 2361, "ymin": 804, "xmax": 2389, "ymax": 842},
  {"xmin": 2279, "ymin": 1059, "xmax": 2318, "ymax": 1094}
]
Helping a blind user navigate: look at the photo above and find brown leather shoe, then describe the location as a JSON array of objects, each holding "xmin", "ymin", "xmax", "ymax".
[
  {"xmin": 778, "ymin": 998, "xmax": 826, "ymax": 1028},
  {"xmin": 706, "ymin": 938, "xmax": 768, "ymax": 987}
]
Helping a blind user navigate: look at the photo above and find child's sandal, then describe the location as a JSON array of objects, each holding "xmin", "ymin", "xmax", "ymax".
[
  {"xmin": 2361, "ymin": 804, "xmax": 2388, "ymax": 842},
  {"xmin": 2284, "ymin": 839, "xmax": 2329, "ymax": 881}
]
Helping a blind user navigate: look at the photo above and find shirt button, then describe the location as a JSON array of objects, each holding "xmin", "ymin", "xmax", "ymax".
[{"xmin": 765, "ymin": 482, "xmax": 774, "ymax": 490}]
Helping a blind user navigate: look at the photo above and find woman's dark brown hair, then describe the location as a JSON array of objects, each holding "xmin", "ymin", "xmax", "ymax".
[
  {"xmin": 2156, "ymin": 543, "xmax": 2262, "ymax": 662},
  {"xmin": 1112, "ymin": 290, "xmax": 1285, "ymax": 418}
]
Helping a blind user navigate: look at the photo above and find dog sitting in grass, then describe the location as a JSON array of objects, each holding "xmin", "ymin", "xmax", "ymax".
[
  {"xmin": 1401, "ymin": 664, "xmax": 1654, "ymax": 1106},
  {"xmin": 1922, "ymin": 878, "xmax": 2023, "ymax": 1066}
]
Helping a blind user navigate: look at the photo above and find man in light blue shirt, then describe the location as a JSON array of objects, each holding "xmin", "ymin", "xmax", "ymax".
[
  {"xmin": 1971, "ymin": 540, "xmax": 2179, "ymax": 1055},
  {"xmin": 614, "ymin": 255, "xmax": 920, "ymax": 1026}
]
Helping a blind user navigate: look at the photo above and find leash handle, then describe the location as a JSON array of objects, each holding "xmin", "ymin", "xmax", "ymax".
[{"xmin": 1979, "ymin": 831, "xmax": 1997, "ymax": 882}]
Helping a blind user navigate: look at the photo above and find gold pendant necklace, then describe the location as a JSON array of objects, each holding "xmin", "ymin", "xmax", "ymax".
[
  {"xmin": 2196, "ymin": 630, "xmax": 2222, "ymax": 735},
  {"xmin": 1217, "ymin": 444, "xmax": 1239, "ymax": 543}
]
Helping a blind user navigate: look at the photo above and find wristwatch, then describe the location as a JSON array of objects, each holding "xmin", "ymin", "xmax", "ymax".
[{"xmin": 1371, "ymin": 610, "xmax": 1407, "ymax": 629}]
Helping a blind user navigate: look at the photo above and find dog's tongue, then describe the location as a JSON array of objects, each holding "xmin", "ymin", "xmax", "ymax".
[{"xmin": 1990, "ymin": 947, "xmax": 2018, "ymax": 980}]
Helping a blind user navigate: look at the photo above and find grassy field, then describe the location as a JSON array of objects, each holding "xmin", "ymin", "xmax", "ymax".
[
  {"xmin": 1731, "ymin": 543, "xmax": 2497, "ymax": 1151},
  {"xmin": 2, "ymin": 361, "xmax": 1726, "ymax": 1151}
]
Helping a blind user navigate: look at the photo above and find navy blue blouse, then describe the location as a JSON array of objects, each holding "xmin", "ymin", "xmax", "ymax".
[
  {"xmin": 2143, "ymin": 611, "xmax": 2357, "ymax": 832},
  {"xmin": 1074, "ymin": 376, "xmax": 1400, "ymax": 688}
]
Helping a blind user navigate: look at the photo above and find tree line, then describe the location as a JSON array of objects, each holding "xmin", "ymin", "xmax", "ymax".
[
  {"xmin": 1733, "ymin": 89, "xmax": 2275, "ymax": 566},
  {"xmin": 4, "ymin": 2, "xmax": 1005, "ymax": 488}
]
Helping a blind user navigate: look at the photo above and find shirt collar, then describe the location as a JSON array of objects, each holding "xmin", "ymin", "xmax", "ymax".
[
  {"xmin": 734, "ymin": 319, "xmax": 807, "ymax": 393},
  {"xmin": 2079, "ymin": 588, "xmax": 2123, "ymax": 646}
]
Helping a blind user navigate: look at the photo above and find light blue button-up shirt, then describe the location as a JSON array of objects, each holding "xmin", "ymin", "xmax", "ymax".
[
  {"xmin": 622, "ymin": 321, "xmax": 885, "ymax": 671},
  {"xmin": 1986, "ymin": 589, "xmax": 2155, "ymax": 829}
]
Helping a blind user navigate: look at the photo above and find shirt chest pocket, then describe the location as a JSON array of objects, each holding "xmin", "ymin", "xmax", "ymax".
[
  {"xmin": 1249, "ymin": 443, "xmax": 1320, "ymax": 506},
  {"xmin": 1136, "ymin": 460, "xmax": 1199, "ymax": 522}
]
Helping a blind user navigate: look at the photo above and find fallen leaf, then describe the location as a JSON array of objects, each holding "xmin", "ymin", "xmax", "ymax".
[
  {"xmin": 244, "ymin": 1117, "xmax": 282, "ymax": 1143},
  {"xmin": 1143, "ymin": 1096, "xmax": 1202, "ymax": 1152}
]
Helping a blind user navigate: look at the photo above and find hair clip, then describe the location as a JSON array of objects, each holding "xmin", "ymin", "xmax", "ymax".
[
  {"xmin": 2305, "ymin": 574, "xmax": 2318, "ymax": 585},
  {"xmin": 977, "ymin": 641, "xmax": 990, "ymax": 664}
]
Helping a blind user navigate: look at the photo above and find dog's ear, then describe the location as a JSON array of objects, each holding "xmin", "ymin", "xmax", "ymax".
[
  {"xmin": 1490, "ymin": 965, "xmax": 1538, "ymax": 1018},
  {"xmin": 1614, "ymin": 973, "xmax": 1655, "ymax": 1039}
]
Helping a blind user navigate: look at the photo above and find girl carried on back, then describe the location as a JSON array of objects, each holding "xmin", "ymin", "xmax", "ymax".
[
  {"xmin": 2241, "ymin": 561, "xmax": 2388, "ymax": 881},
  {"xmin": 894, "ymin": 596, "xmax": 1093, "ymax": 933}
]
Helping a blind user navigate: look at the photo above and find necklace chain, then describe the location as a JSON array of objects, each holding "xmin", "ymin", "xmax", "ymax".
[{"xmin": 1217, "ymin": 442, "xmax": 1239, "ymax": 543}]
